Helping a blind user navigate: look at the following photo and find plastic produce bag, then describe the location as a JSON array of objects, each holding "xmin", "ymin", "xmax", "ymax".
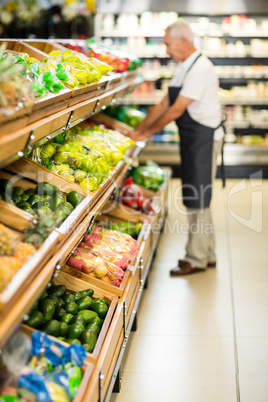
[
  {"xmin": 131, "ymin": 164, "xmax": 165, "ymax": 191},
  {"xmin": 2, "ymin": 333, "xmax": 32, "ymax": 378},
  {"xmin": 27, "ymin": 122, "xmax": 134, "ymax": 191},
  {"xmin": 118, "ymin": 178, "xmax": 154, "ymax": 215},
  {"xmin": 105, "ymin": 106, "xmax": 145, "ymax": 128},
  {"xmin": 84, "ymin": 226, "xmax": 139, "ymax": 257},
  {"xmin": 107, "ymin": 221, "xmax": 143, "ymax": 239},
  {"xmin": 67, "ymin": 225, "xmax": 139, "ymax": 287},
  {"xmin": 41, "ymin": 49, "xmax": 113, "ymax": 89},
  {"xmin": 68, "ymin": 250, "xmax": 125, "ymax": 287}
]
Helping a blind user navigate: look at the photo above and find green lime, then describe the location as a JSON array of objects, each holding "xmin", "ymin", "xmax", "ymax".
[
  {"xmin": 60, "ymin": 313, "xmax": 74, "ymax": 324},
  {"xmin": 63, "ymin": 293, "xmax": 76, "ymax": 303},
  {"xmin": 85, "ymin": 323, "xmax": 100, "ymax": 336},
  {"xmin": 80, "ymin": 330, "xmax": 97, "ymax": 352},
  {"xmin": 67, "ymin": 323, "xmax": 85, "ymax": 339},
  {"xmin": 90, "ymin": 301, "xmax": 108, "ymax": 319},
  {"xmin": 52, "ymin": 194, "xmax": 65, "ymax": 211},
  {"xmin": 65, "ymin": 301, "xmax": 79, "ymax": 315},
  {"xmin": 12, "ymin": 186, "xmax": 24, "ymax": 197},
  {"xmin": 56, "ymin": 201, "xmax": 74, "ymax": 216},
  {"xmin": 25, "ymin": 188, "xmax": 36, "ymax": 196},
  {"xmin": 17, "ymin": 201, "xmax": 31, "ymax": 209},
  {"xmin": 66, "ymin": 191, "xmax": 84, "ymax": 208},
  {"xmin": 27, "ymin": 194, "xmax": 41, "ymax": 206}
]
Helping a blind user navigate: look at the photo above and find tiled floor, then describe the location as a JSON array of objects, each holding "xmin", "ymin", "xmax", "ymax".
[{"xmin": 110, "ymin": 177, "xmax": 268, "ymax": 402}]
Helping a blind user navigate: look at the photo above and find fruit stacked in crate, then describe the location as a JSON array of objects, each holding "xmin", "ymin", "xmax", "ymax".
[
  {"xmin": 27, "ymin": 123, "xmax": 135, "ymax": 192},
  {"xmin": 67, "ymin": 225, "xmax": 139, "ymax": 287},
  {"xmin": 65, "ymin": 39, "xmax": 142, "ymax": 73},
  {"xmin": 25, "ymin": 283, "xmax": 109, "ymax": 353},
  {"xmin": 0, "ymin": 223, "xmax": 36, "ymax": 292}
]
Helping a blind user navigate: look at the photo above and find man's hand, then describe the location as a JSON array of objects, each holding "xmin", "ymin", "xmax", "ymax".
[{"xmin": 128, "ymin": 130, "xmax": 150, "ymax": 142}]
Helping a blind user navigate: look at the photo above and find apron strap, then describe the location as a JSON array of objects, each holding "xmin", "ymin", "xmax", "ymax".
[
  {"xmin": 181, "ymin": 53, "xmax": 202, "ymax": 87},
  {"xmin": 215, "ymin": 118, "xmax": 227, "ymax": 188}
]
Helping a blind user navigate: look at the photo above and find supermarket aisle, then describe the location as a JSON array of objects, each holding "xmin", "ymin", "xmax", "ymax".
[{"xmin": 110, "ymin": 177, "xmax": 268, "ymax": 402}]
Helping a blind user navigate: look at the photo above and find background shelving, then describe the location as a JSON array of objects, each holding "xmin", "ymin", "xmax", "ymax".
[{"xmin": 95, "ymin": 12, "xmax": 268, "ymax": 176}]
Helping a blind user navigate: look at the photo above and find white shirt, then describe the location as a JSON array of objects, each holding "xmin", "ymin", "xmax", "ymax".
[{"xmin": 170, "ymin": 51, "xmax": 224, "ymax": 141}]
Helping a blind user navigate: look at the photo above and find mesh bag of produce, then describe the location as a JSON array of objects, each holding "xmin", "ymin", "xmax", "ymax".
[{"xmin": 67, "ymin": 251, "xmax": 125, "ymax": 287}]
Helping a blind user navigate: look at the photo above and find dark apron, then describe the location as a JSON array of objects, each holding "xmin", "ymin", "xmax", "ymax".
[{"xmin": 169, "ymin": 53, "xmax": 219, "ymax": 209}]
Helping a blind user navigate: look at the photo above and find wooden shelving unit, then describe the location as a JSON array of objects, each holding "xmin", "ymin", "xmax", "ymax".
[{"xmin": 0, "ymin": 39, "xmax": 172, "ymax": 401}]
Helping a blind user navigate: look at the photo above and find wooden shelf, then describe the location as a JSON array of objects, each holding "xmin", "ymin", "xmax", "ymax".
[
  {"xmin": 0, "ymin": 37, "xmax": 174, "ymax": 402},
  {"xmin": 0, "ymin": 72, "xmax": 142, "ymax": 169}
]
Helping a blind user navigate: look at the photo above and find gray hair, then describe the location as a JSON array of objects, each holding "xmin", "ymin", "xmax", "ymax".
[{"xmin": 165, "ymin": 19, "xmax": 194, "ymax": 43}]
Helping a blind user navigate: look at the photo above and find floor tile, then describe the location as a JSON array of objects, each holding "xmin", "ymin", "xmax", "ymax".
[
  {"xmin": 110, "ymin": 178, "xmax": 268, "ymax": 401},
  {"xmin": 122, "ymin": 333, "xmax": 236, "ymax": 375},
  {"xmin": 235, "ymin": 307, "xmax": 268, "ymax": 337},
  {"xmin": 233, "ymin": 282, "xmax": 268, "ymax": 307},
  {"xmin": 239, "ymin": 375, "xmax": 268, "ymax": 402},
  {"xmin": 110, "ymin": 373, "xmax": 237, "ymax": 402},
  {"xmin": 136, "ymin": 297, "xmax": 234, "ymax": 336},
  {"xmin": 141, "ymin": 274, "xmax": 232, "ymax": 306},
  {"xmin": 237, "ymin": 337, "xmax": 268, "ymax": 375}
]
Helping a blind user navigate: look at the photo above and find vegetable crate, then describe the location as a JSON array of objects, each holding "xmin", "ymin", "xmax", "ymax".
[
  {"xmin": 0, "ymin": 215, "xmax": 60, "ymax": 313},
  {"xmin": 0, "ymin": 166, "xmax": 90, "ymax": 236},
  {"xmin": 24, "ymin": 39, "xmax": 111, "ymax": 104},
  {"xmin": 0, "ymin": 40, "xmax": 72, "ymax": 128},
  {"xmin": 22, "ymin": 270, "xmax": 120, "ymax": 368}
]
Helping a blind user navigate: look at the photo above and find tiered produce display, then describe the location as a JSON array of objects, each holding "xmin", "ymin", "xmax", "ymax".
[{"xmin": 0, "ymin": 38, "xmax": 171, "ymax": 402}]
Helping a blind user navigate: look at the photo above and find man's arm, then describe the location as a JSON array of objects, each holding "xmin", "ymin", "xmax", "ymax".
[
  {"xmin": 134, "ymin": 94, "xmax": 170, "ymax": 131},
  {"xmin": 130, "ymin": 94, "xmax": 193, "ymax": 141}
]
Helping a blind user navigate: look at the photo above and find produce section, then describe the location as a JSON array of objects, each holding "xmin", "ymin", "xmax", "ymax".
[{"xmin": 0, "ymin": 37, "xmax": 171, "ymax": 402}]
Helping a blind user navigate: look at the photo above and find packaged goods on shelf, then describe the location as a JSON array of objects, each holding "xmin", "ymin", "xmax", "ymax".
[
  {"xmin": 64, "ymin": 39, "xmax": 142, "ymax": 73},
  {"xmin": 0, "ymin": 45, "xmax": 36, "ymax": 123},
  {"xmin": 0, "ymin": 223, "xmax": 36, "ymax": 292},
  {"xmin": 41, "ymin": 49, "xmax": 113, "ymax": 88},
  {"xmin": 67, "ymin": 225, "xmax": 139, "ymax": 287},
  {"xmin": 26, "ymin": 123, "xmax": 134, "ymax": 192},
  {"xmin": 105, "ymin": 105, "xmax": 146, "ymax": 128},
  {"xmin": 130, "ymin": 161, "xmax": 166, "ymax": 192},
  {"xmin": 0, "ymin": 330, "xmax": 87, "ymax": 401},
  {"xmin": 117, "ymin": 177, "xmax": 155, "ymax": 215}
]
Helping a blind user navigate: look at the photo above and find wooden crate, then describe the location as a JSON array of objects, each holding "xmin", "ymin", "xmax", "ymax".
[
  {"xmin": 61, "ymin": 265, "xmax": 131, "ymax": 299},
  {"xmin": 90, "ymin": 112, "xmax": 133, "ymax": 137},
  {"xmin": 95, "ymin": 304, "xmax": 124, "ymax": 400},
  {"xmin": 22, "ymin": 270, "xmax": 118, "ymax": 366},
  {"xmin": 0, "ymin": 226, "xmax": 60, "ymax": 313},
  {"xmin": 7, "ymin": 157, "xmax": 126, "ymax": 210},
  {"xmin": 0, "ymin": 167, "xmax": 95, "ymax": 254},
  {"xmin": 7, "ymin": 157, "xmax": 90, "ymax": 197},
  {"xmin": 24, "ymin": 40, "xmax": 110, "ymax": 101},
  {"xmin": 97, "ymin": 200, "xmax": 151, "ymax": 245},
  {"xmin": 74, "ymin": 365, "xmax": 99, "ymax": 402},
  {"xmin": 0, "ymin": 40, "xmax": 72, "ymax": 125}
]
